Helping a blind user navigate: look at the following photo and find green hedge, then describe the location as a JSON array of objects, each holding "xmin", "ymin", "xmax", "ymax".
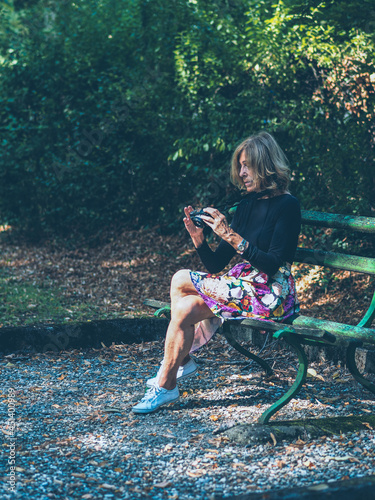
[{"xmin": 0, "ymin": 0, "xmax": 374, "ymax": 236}]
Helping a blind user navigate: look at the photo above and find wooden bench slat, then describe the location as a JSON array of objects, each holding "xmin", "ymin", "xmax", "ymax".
[
  {"xmin": 301, "ymin": 210, "xmax": 375, "ymax": 234},
  {"xmin": 291, "ymin": 315, "xmax": 375, "ymax": 345},
  {"xmin": 144, "ymin": 299, "xmax": 169, "ymax": 309},
  {"xmin": 238, "ymin": 318, "xmax": 335, "ymax": 343},
  {"xmin": 294, "ymin": 248, "xmax": 375, "ymax": 275},
  {"xmin": 241, "ymin": 316, "xmax": 375, "ymax": 345},
  {"xmin": 230, "ymin": 207, "xmax": 375, "ymax": 234}
]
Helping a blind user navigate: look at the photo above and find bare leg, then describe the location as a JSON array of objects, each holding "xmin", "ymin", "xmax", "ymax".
[{"xmin": 158, "ymin": 270, "xmax": 215, "ymax": 390}]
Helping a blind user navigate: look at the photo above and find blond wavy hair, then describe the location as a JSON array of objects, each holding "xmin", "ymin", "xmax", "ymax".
[{"xmin": 230, "ymin": 132, "xmax": 291, "ymax": 193}]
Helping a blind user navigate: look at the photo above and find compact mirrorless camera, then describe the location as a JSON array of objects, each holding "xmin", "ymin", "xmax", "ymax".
[{"xmin": 189, "ymin": 209, "xmax": 213, "ymax": 228}]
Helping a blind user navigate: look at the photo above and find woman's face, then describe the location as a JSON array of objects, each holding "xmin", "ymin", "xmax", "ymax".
[{"xmin": 239, "ymin": 151, "xmax": 258, "ymax": 193}]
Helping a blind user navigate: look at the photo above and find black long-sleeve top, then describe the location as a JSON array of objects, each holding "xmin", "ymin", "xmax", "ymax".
[{"xmin": 196, "ymin": 193, "xmax": 301, "ymax": 277}]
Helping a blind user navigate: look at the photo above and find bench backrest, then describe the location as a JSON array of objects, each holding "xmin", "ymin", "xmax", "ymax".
[
  {"xmin": 295, "ymin": 210, "xmax": 375, "ymax": 275},
  {"xmin": 296, "ymin": 210, "xmax": 375, "ymax": 328}
]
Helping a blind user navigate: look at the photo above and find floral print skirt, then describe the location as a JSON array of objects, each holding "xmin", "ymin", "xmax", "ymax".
[{"xmin": 189, "ymin": 261, "xmax": 299, "ymax": 353}]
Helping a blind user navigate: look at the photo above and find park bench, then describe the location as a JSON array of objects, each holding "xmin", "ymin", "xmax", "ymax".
[{"xmin": 145, "ymin": 209, "xmax": 375, "ymax": 423}]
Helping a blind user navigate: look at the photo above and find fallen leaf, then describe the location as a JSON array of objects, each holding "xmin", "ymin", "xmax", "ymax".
[
  {"xmin": 303, "ymin": 459, "xmax": 315, "ymax": 468},
  {"xmin": 362, "ymin": 422, "xmax": 374, "ymax": 430},
  {"xmin": 187, "ymin": 470, "xmax": 206, "ymax": 477},
  {"xmin": 307, "ymin": 368, "xmax": 324, "ymax": 381},
  {"xmin": 330, "ymin": 455, "xmax": 353, "ymax": 462},
  {"xmin": 270, "ymin": 432, "xmax": 277, "ymax": 446},
  {"xmin": 154, "ymin": 480, "xmax": 172, "ymax": 488},
  {"xmin": 99, "ymin": 483, "xmax": 117, "ymax": 490},
  {"xmin": 127, "ymin": 419, "xmax": 139, "ymax": 427},
  {"xmin": 103, "ymin": 406, "xmax": 122, "ymax": 413},
  {"xmin": 308, "ymin": 484, "xmax": 329, "ymax": 491},
  {"xmin": 210, "ymin": 415, "xmax": 221, "ymax": 421},
  {"xmin": 321, "ymin": 395, "xmax": 341, "ymax": 403},
  {"xmin": 276, "ymin": 460, "xmax": 286, "ymax": 468}
]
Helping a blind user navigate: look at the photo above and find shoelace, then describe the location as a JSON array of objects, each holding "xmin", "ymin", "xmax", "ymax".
[{"xmin": 140, "ymin": 385, "xmax": 162, "ymax": 403}]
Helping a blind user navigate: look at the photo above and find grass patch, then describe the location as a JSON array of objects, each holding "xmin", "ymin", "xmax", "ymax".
[
  {"xmin": 0, "ymin": 268, "xmax": 69, "ymax": 326},
  {"xmin": 0, "ymin": 268, "xmax": 143, "ymax": 327}
]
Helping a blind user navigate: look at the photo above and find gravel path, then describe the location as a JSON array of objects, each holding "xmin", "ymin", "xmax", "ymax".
[{"xmin": 1, "ymin": 336, "xmax": 375, "ymax": 499}]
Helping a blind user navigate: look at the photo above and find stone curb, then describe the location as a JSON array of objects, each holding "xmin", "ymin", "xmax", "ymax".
[
  {"xmin": 0, "ymin": 317, "xmax": 168, "ymax": 354},
  {"xmin": 1, "ymin": 319, "xmax": 374, "ymax": 375}
]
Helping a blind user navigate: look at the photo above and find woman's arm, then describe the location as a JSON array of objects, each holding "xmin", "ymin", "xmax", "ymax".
[
  {"xmin": 195, "ymin": 239, "xmax": 236, "ymax": 274},
  {"xmin": 184, "ymin": 206, "xmax": 237, "ymax": 274},
  {"xmin": 199, "ymin": 207, "xmax": 248, "ymax": 252}
]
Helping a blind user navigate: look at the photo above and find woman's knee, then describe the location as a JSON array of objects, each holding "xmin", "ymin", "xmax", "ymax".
[
  {"xmin": 170, "ymin": 269, "xmax": 193, "ymax": 296},
  {"xmin": 172, "ymin": 295, "xmax": 193, "ymax": 318},
  {"xmin": 172, "ymin": 295, "xmax": 210, "ymax": 325}
]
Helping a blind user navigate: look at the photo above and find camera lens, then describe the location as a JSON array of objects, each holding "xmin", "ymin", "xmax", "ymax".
[{"xmin": 190, "ymin": 209, "xmax": 212, "ymax": 228}]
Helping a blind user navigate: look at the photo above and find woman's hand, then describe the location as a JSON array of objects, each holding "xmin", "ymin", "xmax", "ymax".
[
  {"xmin": 183, "ymin": 206, "xmax": 205, "ymax": 248},
  {"xmin": 199, "ymin": 207, "xmax": 233, "ymax": 241},
  {"xmin": 201, "ymin": 207, "xmax": 246, "ymax": 252},
  {"xmin": 185, "ymin": 205, "xmax": 244, "ymax": 252}
]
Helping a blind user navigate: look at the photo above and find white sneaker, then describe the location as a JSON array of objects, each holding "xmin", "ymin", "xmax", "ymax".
[
  {"xmin": 146, "ymin": 357, "xmax": 198, "ymax": 387},
  {"xmin": 132, "ymin": 384, "xmax": 179, "ymax": 414}
]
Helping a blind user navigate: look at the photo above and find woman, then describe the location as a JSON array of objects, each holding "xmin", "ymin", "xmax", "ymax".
[{"xmin": 132, "ymin": 131, "xmax": 301, "ymax": 414}]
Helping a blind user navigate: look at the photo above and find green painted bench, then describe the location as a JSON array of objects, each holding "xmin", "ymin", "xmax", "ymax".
[{"xmin": 145, "ymin": 210, "xmax": 375, "ymax": 423}]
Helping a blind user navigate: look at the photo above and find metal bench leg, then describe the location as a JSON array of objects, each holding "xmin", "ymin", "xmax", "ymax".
[
  {"xmin": 258, "ymin": 333, "xmax": 308, "ymax": 424},
  {"xmin": 346, "ymin": 341, "xmax": 375, "ymax": 396},
  {"xmin": 154, "ymin": 306, "xmax": 171, "ymax": 319},
  {"xmin": 222, "ymin": 324, "xmax": 273, "ymax": 376}
]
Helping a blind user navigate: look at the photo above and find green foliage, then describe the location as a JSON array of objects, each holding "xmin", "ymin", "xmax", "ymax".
[{"xmin": 0, "ymin": 0, "xmax": 374, "ymax": 237}]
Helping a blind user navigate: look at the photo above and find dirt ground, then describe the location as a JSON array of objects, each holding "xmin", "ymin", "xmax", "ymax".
[{"xmin": 0, "ymin": 225, "xmax": 374, "ymax": 327}]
